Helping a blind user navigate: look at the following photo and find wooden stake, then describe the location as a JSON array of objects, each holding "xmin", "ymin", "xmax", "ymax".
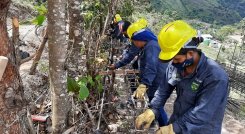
[
  {"xmin": 12, "ymin": 17, "xmax": 21, "ymax": 66},
  {"xmin": 0, "ymin": 56, "xmax": 8, "ymax": 81}
]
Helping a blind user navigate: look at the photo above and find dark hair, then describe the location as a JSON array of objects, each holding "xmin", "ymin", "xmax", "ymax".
[
  {"xmin": 122, "ymin": 21, "xmax": 131, "ymax": 32},
  {"xmin": 158, "ymin": 59, "xmax": 172, "ymax": 63},
  {"xmin": 177, "ymin": 48, "xmax": 200, "ymax": 55},
  {"xmin": 192, "ymin": 37, "xmax": 204, "ymax": 44},
  {"xmin": 177, "ymin": 37, "xmax": 204, "ymax": 55}
]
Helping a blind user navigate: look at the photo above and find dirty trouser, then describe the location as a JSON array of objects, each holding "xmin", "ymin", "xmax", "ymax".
[{"xmin": 148, "ymin": 96, "xmax": 168, "ymax": 127}]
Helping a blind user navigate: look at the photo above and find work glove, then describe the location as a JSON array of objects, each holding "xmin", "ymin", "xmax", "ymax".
[
  {"xmin": 108, "ymin": 64, "xmax": 116, "ymax": 70},
  {"xmin": 133, "ymin": 84, "xmax": 147, "ymax": 99},
  {"xmin": 135, "ymin": 109, "xmax": 155, "ymax": 129},
  {"xmin": 156, "ymin": 124, "xmax": 175, "ymax": 134}
]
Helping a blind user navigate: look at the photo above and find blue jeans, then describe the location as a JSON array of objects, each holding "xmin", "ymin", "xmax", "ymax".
[{"xmin": 148, "ymin": 96, "xmax": 168, "ymax": 126}]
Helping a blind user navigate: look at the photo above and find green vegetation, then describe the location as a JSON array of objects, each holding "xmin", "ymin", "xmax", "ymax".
[
  {"xmin": 198, "ymin": 44, "xmax": 218, "ymax": 60},
  {"xmin": 67, "ymin": 75, "xmax": 103, "ymax": 100},
  {"xmin": 129, "ymin": 0, "xmax": 244, "ymax": 43},
  {"xmin": 31, "ymin": 4, "xmax": 47, "ymax": 26},
  {"xmin": 213, "ymin": 25, "xmax": 236, "ymax": 41},
  {"xmin": 148, "ymin": 0, "xmax": 245, "ymax": 25},
  {"xmin": 116, "ymin": 0, "xmax": 134, "ymax": 20}
]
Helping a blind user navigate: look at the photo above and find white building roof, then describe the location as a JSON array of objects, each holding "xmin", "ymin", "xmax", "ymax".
[{"xmin": 202, "ymin": 34, "xmax": 213, "ymax": 38}]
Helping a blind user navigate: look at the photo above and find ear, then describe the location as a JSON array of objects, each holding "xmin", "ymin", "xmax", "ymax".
[
  {"xmin": 186, "ymin": 51, "xmax": 194, "ymax": 58},
  {"xmin": 140, "ymin": 41, "xmax": 147, "ymax": 46}
]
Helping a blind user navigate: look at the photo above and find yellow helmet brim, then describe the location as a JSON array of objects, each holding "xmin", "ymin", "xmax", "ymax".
[{"xmin": 158, "ymin": 47, "xmax": 182, "ymax": 61}]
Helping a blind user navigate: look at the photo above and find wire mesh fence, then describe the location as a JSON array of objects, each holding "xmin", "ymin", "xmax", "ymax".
[{"xmin": 217, "ymin": 34, "xmax": 245, "ymax": 120}]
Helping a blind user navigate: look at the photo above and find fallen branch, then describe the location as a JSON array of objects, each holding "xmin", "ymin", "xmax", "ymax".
[
  {"xmin": 62, "ymin": 126, "xmax": 75, "ymax": 134},
  {"xmin": 96, "ymin": 84, "xmax": 106, "ymax": 131},
  {"xmin": 29, "ymin": 29, "xmax": 48, "ymax": 75},
  {"xmin": 83, "ymin": 101, "xmax": 96, "ymax": 128}
]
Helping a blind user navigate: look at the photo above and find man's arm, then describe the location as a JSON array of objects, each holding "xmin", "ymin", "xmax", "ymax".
[
  {"xmin": 114, "ymin": 45, "xmax": 140, "ymax": 69},
  {"xmin": 150, "ymin": 65, "xmax": 175, "ymax": 118},
  {"xmin": 140, "ymin": 45, "xmax": 159, "ymax": 86}
]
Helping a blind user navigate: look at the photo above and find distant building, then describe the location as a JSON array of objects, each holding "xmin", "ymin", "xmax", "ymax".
[
  {"xmin": 201, "ymin": 34, "xmax": 213, "ymax": 46},
  {"xmin": 202, "ymin": 34, "xmax": 213, "ymax": 40}
]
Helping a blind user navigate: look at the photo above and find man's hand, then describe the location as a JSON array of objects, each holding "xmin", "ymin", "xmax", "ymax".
[
  {"xmin": 108, "ymin": 64, "xmax": 116, "ymax": 70},
  {"xmin": 135, "ymin": 109, "xmax": 155, "ymax": 129},
  {"xmin": 156, "ymin": 124, "xmax": 175, "ymax": 134},
  {"xmin": 133, "ymin": 84, "xmax": 147, "ymax": 99}
]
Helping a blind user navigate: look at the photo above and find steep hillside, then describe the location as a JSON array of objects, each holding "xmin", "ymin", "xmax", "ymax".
[{"xmin": 149, "ymin": 0, "xmax": 245, "ymax": 25}]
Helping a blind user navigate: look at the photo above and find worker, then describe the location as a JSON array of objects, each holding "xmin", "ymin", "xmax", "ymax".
[
  {"xmin": 108, "ymin": 19, "xmax": 148, "ymax": 71},
  {"xmin": 108, "ymin": 19, "xmax": 142, "ymax": 93},
  {"xmin": 107, "ymin": 15, "xmax": 141, "ymax": 96},
  {"xmin": 135, "ymin": 20, "xmax": 229, "ymax": 134},
  {"xmin": 109, "ymin": 14, "xmax": 129, "ymax": 42},
  {"xmin": 110, "ymin": 19, "xmax": 169, "ymax": 127}
]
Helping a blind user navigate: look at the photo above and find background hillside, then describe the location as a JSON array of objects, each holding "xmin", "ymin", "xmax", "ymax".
[{"xmin": 149, "ymin": 0, "xmax": 245, "ymax": 25}]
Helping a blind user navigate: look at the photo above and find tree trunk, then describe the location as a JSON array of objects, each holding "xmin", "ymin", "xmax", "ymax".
[
  {"xmin": 47, "ymin": 0, "xmax": 71, "ymax": 133},
  {"xmin": 67, "ymin": 0, "xmax": 84, "ymax": 77},
  {"xmin": 0, "ymin": 0, "xmax": 24, "ymax": 133}
]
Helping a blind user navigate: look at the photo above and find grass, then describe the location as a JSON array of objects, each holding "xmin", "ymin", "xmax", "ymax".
[{"xmin": 198, "ymin": 44, "xmax": 219, "ymax": 60}]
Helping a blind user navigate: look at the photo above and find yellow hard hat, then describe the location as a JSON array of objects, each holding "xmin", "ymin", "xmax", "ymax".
[
  {"xmin": 158, "ymin": 20, "xmax": 197, "ymax": 61},
  {"xmin": 127, "ymin": 18, "xmax": 148, "ymax": 39},
  {"xmin": 115, "ymin": 14, "xmax": 122, "ymax": 22}
]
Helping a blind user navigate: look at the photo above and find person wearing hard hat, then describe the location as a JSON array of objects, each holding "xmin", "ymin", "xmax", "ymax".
[
  {"xmin": 108, "ymin": 19, "xmax": 144, "ymax": 94},
  {"xmin": 135, "ymin": 20, "xmax": 229, "ymax": 134},
  {"xmin": 112, "ymin": 19, "xmax": 169, "ymax": 127},
  {"xmin": 109, "ymin": 14, "xmax": 130, "ymax": 42},
  {"xmin": 109, "ymin": 19, "xmax": 148, "ymax": 70},
  {"xmin": 108, "ymin": 18, "xmax": 139, "ymax": 91}
]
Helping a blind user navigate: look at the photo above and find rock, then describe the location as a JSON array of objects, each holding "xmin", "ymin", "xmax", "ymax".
[
  {"xmin": 109, "ymin": 114, "xmax": 114, "ymax": 119},
  {"xmin": 108, "ymin": 124, "xmax": 119, "ymax": 132}
]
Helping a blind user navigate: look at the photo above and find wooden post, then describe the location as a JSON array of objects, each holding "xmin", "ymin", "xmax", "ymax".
[
  {"xmin": 216, "ymin": 44, "xmax": 222, "ymax": 61},
  {"xmin": 0, "ymin": 56, "xmax": 8, "ymax": 80},
  {"xmin": 230, "ymin": 41, "xmax": 238, "ymax": 69}
]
